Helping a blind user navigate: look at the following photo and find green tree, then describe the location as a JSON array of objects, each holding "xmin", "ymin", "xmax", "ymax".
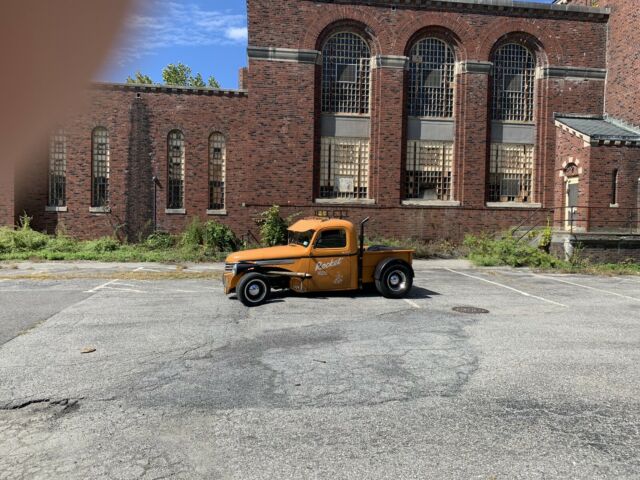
[
  {"xmin": 125, "ymin": 71, "xmax": 153, "ymax": 84},
  {"xmin": 190, "ymin": 73, "xmax": 206, "ymax": 88},
  {"xmin": 207, "ymin": 75, "xmax": 221, "ymax": 89},
  {"xmin": 162, "ymin": 63, "xmax": 192, "ymax": 86}
]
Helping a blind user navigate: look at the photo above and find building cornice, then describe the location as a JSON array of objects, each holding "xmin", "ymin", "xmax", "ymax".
[
  {"xmin": 91, "ymin": 82, "xmax": 248, "ymax": 97},
  {"xmin": 306, "ymin": 0, "xmax": 609, "ymax": 21},
  {"xmin": 539, "ymin": 66, "xmax": 606, "ymax": 80},
  {"xmin": 248, "ymin": 46, "xmax": 322, "ymax": 64}
]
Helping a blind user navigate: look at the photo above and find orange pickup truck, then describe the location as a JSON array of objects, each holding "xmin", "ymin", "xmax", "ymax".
[{"xmin": 223, "ymin": 217, "xmax": 414, "ymax": 306}]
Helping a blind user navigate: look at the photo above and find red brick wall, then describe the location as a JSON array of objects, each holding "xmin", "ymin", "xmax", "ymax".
[
  {"xmin": 602, "ymin": 0, "xmax": 640, "ymax": 128},
  {"xmin": 0, "ymin": 161, "xmax": 15, "ymax": 228}
]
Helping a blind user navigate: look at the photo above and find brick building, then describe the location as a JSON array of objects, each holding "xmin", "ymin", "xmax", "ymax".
[{"xmin": 2, "ymin": 0, "xmax": 639, "ymax": 257}]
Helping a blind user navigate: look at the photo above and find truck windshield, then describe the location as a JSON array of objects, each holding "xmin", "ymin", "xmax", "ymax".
[{"xmin": 288, "ymin": 230, "xmax": 315, "ymax": 247}]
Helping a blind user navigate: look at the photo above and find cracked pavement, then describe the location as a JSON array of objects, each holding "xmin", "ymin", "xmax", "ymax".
[{"xmin": 0, "ymin": 260, "xmax": 639, "ymax": 478}]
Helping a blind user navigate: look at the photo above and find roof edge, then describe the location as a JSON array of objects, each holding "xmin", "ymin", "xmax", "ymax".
[
  {"xmin": 90, "ymin": 81, "xmax": 248, "ymax": 97},
  {"xmin": 306, "ymin": 0, "xmax": 609, "ymax": 20}
]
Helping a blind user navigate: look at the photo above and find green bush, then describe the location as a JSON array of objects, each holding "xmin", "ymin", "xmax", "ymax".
[
  {"xmin": 181, "ymin": 217, "xmax": 204, "ymax": 249},
  {"xmin": 84, "ymin": 237, "xmax": 120, "ymax": 254},
  {"xmin": 202, "ymin": 221, "xmax": 237, "ymax": 253},
  {"xmin": 258, "ymin": 205, "xmax": 288, "ymax": 246},
  {"xmin": 464, "ymin": 233, "xmax": 566, "ymax": 269},
  {"xmin": 145, "ymin": 232, "xmax": 176, "ymax": 250}
]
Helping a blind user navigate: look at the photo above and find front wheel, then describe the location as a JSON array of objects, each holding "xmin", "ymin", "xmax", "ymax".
[
  {"xmin": 237, "ymin": 272, "xmax": 271, "ymax": 307},
  {"xmin": 375, "ymin": 263, "xmax": 413, "ymax": 299}
]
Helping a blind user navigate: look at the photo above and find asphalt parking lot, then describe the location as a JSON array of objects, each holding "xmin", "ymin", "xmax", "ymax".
[{"xmin": 0, "ymin": 260, "xmax": 639, "ymax": 479}]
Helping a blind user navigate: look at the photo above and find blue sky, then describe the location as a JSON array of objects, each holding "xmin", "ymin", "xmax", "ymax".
[{"xmin": 101, "ymin": 0, "xmax": 555, "ymax": 89}]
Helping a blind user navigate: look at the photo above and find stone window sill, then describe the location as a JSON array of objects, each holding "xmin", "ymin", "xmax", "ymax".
[
  {"xmin": 207, "ymin": 209, "xmax": 227, "ymax": 216},
  {"xmin": 46, "ymin": 206, "xmax": 68, "ymax": 213},
  {"xmin": 485, "ymin": 202, "xmax": 542, "ymax": 209},
  {"xmin": 314, "ymin": 198, "xmax": 375, "ymax": 205},
  {"xmin": 165, "ymin": 208, "xmax": 186, "ymax": 215},
  {"xmin": 610, "ymin": 203, "xmax": 619, "ymax": 208},
  {"xmin": 402, "ymin": 200, "xmax": 460, "ymax": 207},
  {"xmin": 89, "ymin": 206, "xmax": 111, "ymax": 214}
]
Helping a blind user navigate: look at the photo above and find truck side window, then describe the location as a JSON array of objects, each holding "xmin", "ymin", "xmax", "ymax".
[{"xmin": 315, "ymin": 229, "xmax": 347, "ymax": 249}]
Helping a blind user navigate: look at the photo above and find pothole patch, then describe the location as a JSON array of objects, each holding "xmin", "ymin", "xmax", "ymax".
[{"xmin": 452, "ymin": 306, "xmax": 490, "ymax": 314}]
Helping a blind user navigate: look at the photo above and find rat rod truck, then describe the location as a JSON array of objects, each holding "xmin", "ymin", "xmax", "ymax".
[{"xmin": 223, "ymin": 217, "xmax": 414, "ymax": 307}]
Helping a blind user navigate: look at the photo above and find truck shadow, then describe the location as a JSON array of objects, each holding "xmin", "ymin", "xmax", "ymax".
[{"xmin": 267, "ymin": 285, "xmax": 439, "ymax": 303}]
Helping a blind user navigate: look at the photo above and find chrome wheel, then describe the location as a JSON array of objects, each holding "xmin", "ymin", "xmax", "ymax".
[
  {"xmin": 245, "ymin": 279, "xmax": 267, "ymax": 303},
  {"xmin": 386, "ymin": 270, "xmax": 407, "ymax": 292}
]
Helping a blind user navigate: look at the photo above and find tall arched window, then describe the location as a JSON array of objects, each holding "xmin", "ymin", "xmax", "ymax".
[
  {"xmin": 489, "ymin": 43, "xmax": 536, "ymax": 203},
  {"xmin": 405, "ymin": 37, "xmax": 456, "ymax": 202},
  {"xmin": 611, "ymin": 169, "xmax": 619, "ymax": 206},
  {"xmin": 48, "ymin": 129, "xmax": 66, "ymax": 207},
  {"xmin": 167, "ymin": 130, "xmax": 185, "ymax": 210},
  {"xmin": 407, "ymin": 38, "xmax": 455, "ymax": 118},
  {"xmin": 321, "ymin": 32, "xmax": 371, "ymax": 115},
  {"xmin": 492, "ymin": 43, "xmax": 536, "ymax": 122},
  {"xmin": 91, "ymin": 127, "xmax": 109, "ymax": 208},
  {"xmin": 209, "ymin": 133, "xmax": 226, "ymax": 211}
]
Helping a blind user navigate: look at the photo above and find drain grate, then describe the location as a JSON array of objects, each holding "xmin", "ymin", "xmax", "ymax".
[{"xmin": 452, "ymin": 306, "xmax": 490, "ymax": 314}]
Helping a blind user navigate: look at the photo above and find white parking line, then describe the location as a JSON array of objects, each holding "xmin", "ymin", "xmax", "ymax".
[
  {"xmin": 403, "ymin": 298, "xmax": 421, "ymax": 309},
  {"xmin": 85, "ymin": 279, "xmax": 120, "ymax": 293},
  {"xmin": 533, "ymin": 274, "xmax": 640, "ymax": 303},
  {"xmin": 100, "ymin": 286, "xmax": 147, "ymax": 294},
  {"xmin": 445, "ymin": 268, "xmax": 568, "ymax": 308}
]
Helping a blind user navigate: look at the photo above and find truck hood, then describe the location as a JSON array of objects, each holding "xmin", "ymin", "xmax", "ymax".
[{"xmin": 225, "ymin": 245, "xmax": 308, "ymax": 264}]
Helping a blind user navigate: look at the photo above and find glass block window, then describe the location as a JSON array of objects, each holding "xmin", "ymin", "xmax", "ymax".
[
  {"xmin": 319, "ymin": 137, "xmax": 369, "ymax": 199},
  {"xmin": 209, "ymin": 132, "xmax": 226, "ymax": 210},
  {"xmin": 322, "ymin": 32, "xmax": 371, "ymax": 115},
  {"xmin": 407, "ymin": 38, "xmax": 455, "ymax": 118},
  {"xmin": 489, "ymin": 143, "xmax": 534, "ymax": 202},
  {"xmin": 167, "ymin": 130, "xmax": 185, "ymax": 209},
  {"xmin": 91, "ymin": 127, "xmax": 110, "ymax": 208},
  {"xmin": 492, "ymin": 43, "xmax": 536, "ymax": 122},
  {"xmin": 48, "ymin": 129, "xmax": 66, "ymax": 207},
  {"xmin": 405, "ymin": 141, "xmax": 454, "ymax": 201}
]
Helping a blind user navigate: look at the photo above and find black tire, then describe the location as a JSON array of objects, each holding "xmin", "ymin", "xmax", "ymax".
[
  {"xmin": 237, "ymin": 272, "xmax": 271, "ymax": 307},
  {"xmin": 375, "ymin": 262, "xmax": 413, "ymax": 299}
]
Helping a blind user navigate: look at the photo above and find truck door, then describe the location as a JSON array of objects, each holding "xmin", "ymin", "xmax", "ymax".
[{"xmin": 309, "ymin": 228, "xmax": 352, "ymax": 291}]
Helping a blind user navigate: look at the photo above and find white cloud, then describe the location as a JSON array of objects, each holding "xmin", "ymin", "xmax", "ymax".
[
  {"xmin": 225, "ymin": 27, "xmax": 248, "ymax": 42},
  {"xmin": 113, "ymin": 0, "xmax": 247, "ymax": 66}
]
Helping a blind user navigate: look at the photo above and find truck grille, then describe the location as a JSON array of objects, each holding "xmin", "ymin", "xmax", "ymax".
[{"xmin": 224, "ymin": 263, "xmax": 234, "ymax": 272}]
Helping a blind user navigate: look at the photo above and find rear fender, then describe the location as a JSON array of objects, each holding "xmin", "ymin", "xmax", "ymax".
[{"xmin": 374, "ymin": 258, "xmax": 414, "ymax": 281}]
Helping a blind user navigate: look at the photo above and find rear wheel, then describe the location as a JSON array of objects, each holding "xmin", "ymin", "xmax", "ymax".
[
  {"xmin": 375, "ymin": 263, "xmax": 413, "ymax": 299},
  {"xmin": 237, "ymin": 272, "xmax": 271, "ymax": 307}
]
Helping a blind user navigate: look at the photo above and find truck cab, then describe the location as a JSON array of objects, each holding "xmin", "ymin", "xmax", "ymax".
[{"xmin": 224, "ymin": 218, "xmax": 414, "ymax": 306}]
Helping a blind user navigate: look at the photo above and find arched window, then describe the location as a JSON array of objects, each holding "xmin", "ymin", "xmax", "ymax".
[
  {"xmin": 321, "ymin": 32, "xmax": 371, "ymax": 114},
  {"xmin": 167, "ymin": 130, "xmax": 185, "ymax": 210},
  {"xmin": 91, "ymin": 127, "xmax": 109, "ymax": 208},
  {"xmin": 209, "ymin": 133, "xmax": 226, "ymax": 211},
  {"xmin": 407, "ymin": 38, "xmax": 455, "ymax": 118},
  {"xmin": 611, "ymin": 169, "xmax": 619, "ymax": 206},
  {"xmin": 48, "ymin": 129, "xmax": 66, "ymax": 207},
  {"xmin": 492, "ymin": 43, "xmax": 536, "ymax": 122}
]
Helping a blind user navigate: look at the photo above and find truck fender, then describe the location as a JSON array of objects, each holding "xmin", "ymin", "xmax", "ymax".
[{"xmin": 374, "ymin": 258, "xmax": 414, "ymax": 281}]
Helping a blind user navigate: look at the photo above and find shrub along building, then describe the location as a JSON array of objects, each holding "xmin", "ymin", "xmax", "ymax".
[{"xmin": 2, "ymin": 0, "xmax": 639, "ymax": 260}]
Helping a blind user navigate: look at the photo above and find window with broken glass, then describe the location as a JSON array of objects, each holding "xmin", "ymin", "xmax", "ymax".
[
  {"xmin": 407, "ymin": 38, "xmax": 455, "ymax": 118},
  {"xmin": 492, "ymin": 43, "xmax": 536, "ymax": 122},
  {"xmin": 48, "ymin": 130, "xmax": 66, "ymax": 207},
  {"xmin": 167, "ymin": 130, "xmax": 185, "ymax": 209},
  {"xmin": 209, "ymin": 133, "xmax": 225, "ymax": 210},
  {"xmin": 405, "ymin": 141, "xmax": 454, "ymax": 201},
  {"xmin": 322, "ymin": 32, "xmax": 371, "ymax": 115},
  {"xmin": 488, "ymin": 143, "xmax": 534, "ymax": 203},
  {"xmin": 91, "ymin": 127, "xmax": 109, "ymax": 208},
  {"xmin": 319, "ymin": 137, "xmax": 369, "ymax": 200}
]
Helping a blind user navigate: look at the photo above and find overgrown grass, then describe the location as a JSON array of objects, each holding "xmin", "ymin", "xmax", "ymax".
[
  {"xmin": 463, "ymin": 233, "xmax": 640, "ymax": 276},
  {"xmin": 0, "ymin": 217, "xmax": 240, "ymax": 263}
]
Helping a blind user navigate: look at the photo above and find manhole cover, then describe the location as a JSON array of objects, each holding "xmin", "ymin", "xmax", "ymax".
[{"xmin": 452, "ymin": 306, "xmax": 490, "ymax": 314}]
